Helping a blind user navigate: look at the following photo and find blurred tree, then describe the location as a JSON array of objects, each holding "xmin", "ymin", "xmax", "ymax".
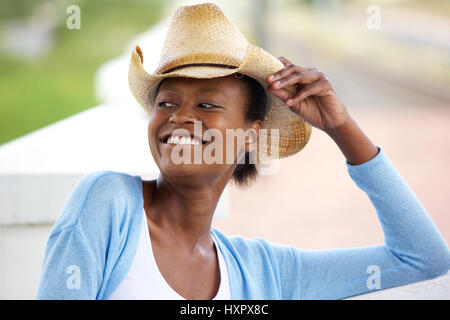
[
  {"xmin": 0, "ymin": 0, "xmax": 169, "ymax": 144},
  {"xmin": 0, "ymin": 0, "xmax": 49, "ymax": 20}
]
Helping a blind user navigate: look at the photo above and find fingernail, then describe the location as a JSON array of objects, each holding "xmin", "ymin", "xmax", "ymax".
[
  {"xmin": 274, "ymin": 81, "xmax": 281, "ymax": 87},
  {"xmin": 286, "ymin": 99, "xmax": 293, "ymax": 105},
  {"xmin": 268, "ymin": 75, "xmax": 274, "ymax": 81}
]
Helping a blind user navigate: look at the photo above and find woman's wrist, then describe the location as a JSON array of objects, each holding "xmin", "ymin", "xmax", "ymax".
[{"xmin": 324, "ymin": 116, "xmax": 379, "ymax": 165}]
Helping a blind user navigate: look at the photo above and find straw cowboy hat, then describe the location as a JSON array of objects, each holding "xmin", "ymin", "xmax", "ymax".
[{"xmin": 128, "ymin": 2, "xmax": 312, "ymax": 163}]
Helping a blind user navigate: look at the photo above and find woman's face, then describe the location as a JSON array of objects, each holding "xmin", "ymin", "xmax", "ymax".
[{"xmin": 148, "ymin": 75, "xmax": 261, "ymax": 181}]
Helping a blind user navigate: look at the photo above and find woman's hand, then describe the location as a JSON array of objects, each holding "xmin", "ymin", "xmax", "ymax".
[
  {"xmin": 266, "ymin": 57, "xmax": 351, "ymax": 132},
  {"xmin": 266, "ymin": 57, "xmax": 379, "ymax": 165}
]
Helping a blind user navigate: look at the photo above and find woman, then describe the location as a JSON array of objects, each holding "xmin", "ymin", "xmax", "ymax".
[{"xmin": 37, "ymin": 3, "xmax": 449, "ymax": 300}]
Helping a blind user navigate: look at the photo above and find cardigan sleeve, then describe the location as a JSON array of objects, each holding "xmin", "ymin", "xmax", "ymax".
[
  {"xmin": 36, "ymin": 227, "xmax": 103, "ymax": 299},
  {"xmin": 36, "ymin": 171, "xmax": 114, "ymax": 299},
  {"xmin": 36, "ymin": 171, "xmax": 141, "ymax": 300},
  {"xmin": 268, "ymin": 145, "xmax": 450, "ymax": 299}
]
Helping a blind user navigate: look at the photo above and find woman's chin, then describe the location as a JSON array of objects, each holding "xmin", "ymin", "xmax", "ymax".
[
  {"xmin": 154, "ymin": 145, "xmax": 231, "ymax": 180},
  {"xmin": 159, "ymin": 161, "xmax": 207, "ymax": 178}
]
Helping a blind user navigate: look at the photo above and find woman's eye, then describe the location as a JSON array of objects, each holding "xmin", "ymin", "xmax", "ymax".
[
  {"xmin": 199, "ymin": 103, "xmax": 219, "ymax": 109},
  {"xmin": 158, "ymin": 101, "xmax": 175, "ymax": 108}
]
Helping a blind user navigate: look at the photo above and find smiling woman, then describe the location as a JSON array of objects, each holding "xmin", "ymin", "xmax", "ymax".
[{"xmin": 36, "ymin": 3, "xmax": 450, "ymax": 300}]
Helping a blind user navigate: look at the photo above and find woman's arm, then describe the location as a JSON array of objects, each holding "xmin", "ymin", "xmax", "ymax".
[
  {"xmin": 294, "ymin": 145, "xmax": 450, "ymax": 299},
  {"xmin": 218, "ymin": 144, "xmax": 449, "ymax": 299},
  {"xmin": 264, "ymin": 58, "xmax": 450, "ymax": 299},
  {"xmin": 323, "ymin": 117, "xmax": 379, "ymax": 165}
]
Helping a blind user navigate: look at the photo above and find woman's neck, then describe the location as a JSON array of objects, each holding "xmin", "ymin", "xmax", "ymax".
[{"xmin": 144, "ymin": 172, "xmax": 230, "ymax": 250}]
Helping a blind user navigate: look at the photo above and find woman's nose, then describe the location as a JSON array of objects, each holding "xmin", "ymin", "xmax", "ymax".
[{"xmin": 168, "ymin": 104, "xmax": 198, "ymax": 125}]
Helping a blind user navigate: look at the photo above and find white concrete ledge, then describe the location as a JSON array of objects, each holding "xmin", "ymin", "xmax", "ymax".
[
  {"xmin": 0, "ymin": 174, "xmax": 82, "ymax": 225},
  {"xmin": 0, "ymin": 172, "xmax": 228, "ymax": 225},
  {"xmin": 346, "ymin": 271, "xmax": 450, "ymax": 300}
]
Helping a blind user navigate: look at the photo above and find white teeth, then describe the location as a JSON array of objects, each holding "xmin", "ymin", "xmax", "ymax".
[{"xmin": 166, "ymin": 135, "xmax": 201, "ymax": 145}]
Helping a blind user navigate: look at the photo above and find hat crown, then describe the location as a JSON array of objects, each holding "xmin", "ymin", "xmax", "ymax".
[{"xmin": 155, "ymin": 2, "xmax": 249, "ymax": 74}]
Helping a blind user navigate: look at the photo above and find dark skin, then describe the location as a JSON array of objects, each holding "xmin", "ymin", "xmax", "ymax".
[{"xmin": 142, "ymin": 58, "xmax": 379, "ymax": 300}]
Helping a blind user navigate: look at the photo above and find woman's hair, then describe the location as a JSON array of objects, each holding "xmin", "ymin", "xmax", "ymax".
[
  {"xmin": 154, "ymin": 73, "xmax": 268, "ymax": 188},
  {"xmin": 231, "ymin": 73, "xmax": 268, "ymax": 188}
]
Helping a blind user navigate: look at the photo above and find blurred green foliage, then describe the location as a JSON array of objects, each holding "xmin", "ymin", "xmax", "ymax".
[{"xmin": 0, "ymin": 0, "xmax": 168, "ymax": 144}]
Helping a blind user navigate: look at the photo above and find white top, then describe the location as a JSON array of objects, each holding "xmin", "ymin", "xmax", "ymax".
[{"xmin": 109, "ymin": 209, "xmax": 231, "ymax": 300}]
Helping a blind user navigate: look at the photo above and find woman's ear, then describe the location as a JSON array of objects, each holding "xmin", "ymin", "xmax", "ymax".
[{"xmin": 245, "ymin": 120, "xmax": 263, "ymax": 153}]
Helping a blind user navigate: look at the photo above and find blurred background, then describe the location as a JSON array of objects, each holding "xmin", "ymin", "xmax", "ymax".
[{"xmin": 0, "ymin": 0, "xmax": 449, "ymax": 298}]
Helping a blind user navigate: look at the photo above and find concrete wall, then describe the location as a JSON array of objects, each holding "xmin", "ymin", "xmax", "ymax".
[
  {"xmin": 0, "ymin": 224, "xmax": 53, "ymax": 299},
  {"xmin": 347, "ymin": 272, "xmax": 450, "ymax": 300}
]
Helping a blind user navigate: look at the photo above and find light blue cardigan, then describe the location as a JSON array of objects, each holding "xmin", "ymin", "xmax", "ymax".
[{"xmin": 36, "ymin": 146, "xmax": 450, "ymax": 299}]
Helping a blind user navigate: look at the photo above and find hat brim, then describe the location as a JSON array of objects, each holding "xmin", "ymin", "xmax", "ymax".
[{"xmin": 128, "ymin": 44, "xmax": 312, "ymax": 162}]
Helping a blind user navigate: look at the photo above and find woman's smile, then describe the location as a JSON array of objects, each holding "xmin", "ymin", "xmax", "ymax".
[
  {"xmin": 164, "ymin": 135, "xmax": 202, "ymax": 146},
  {"xmin": 159, "ymin": 132, "xmax": 210, "ymax": 146}
]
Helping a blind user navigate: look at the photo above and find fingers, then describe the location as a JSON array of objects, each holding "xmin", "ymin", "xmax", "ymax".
[
  {"xmin": 286, "ymin": 79, "xmax": 332, "ymax": 106},
  {"xmin": 277, "ymin": 56, "xmax": 293, "ymax": 67},
  {"xmin": 267, "ymin": 86, "xmax": 293, "ymax": 102},
  {"xmin": 270, "ymin": 69, "xmax": 325, "ymax": 90},
  {"xmin": 268, "ymin": 64, "xmax": 313, "ymax": 81},
  {"xmin": 267, "ymin": 64, "xmax": 317, "ymax": 85},
  {"xmin": 266, "ymin": 60, "xmax": 332, "ymax": 105}
]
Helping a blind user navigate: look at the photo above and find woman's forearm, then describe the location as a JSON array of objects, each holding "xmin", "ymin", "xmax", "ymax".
[{"xmin": 324, "ymin": 116, "xmax": 379, "ymax": 165}]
